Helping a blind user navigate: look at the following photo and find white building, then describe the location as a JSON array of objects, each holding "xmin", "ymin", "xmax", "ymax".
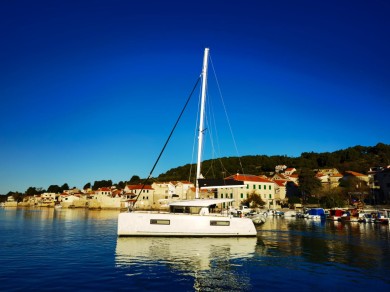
[{"xmin": 221, "ymin": 174, "xmax": 276, "ymax": 209}]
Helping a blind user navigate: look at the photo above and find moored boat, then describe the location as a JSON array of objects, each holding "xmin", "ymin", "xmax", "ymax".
[
  {"xmin": 328, "ymin": 208, "xmax": 345, "ymax": 221},
  {"xmin": 117, "ymin": 48, "xmax": 257, "ymax": 237},
  {"xmin": 305, "ymin": 208, "xmax": 326, "ymax": 220}
]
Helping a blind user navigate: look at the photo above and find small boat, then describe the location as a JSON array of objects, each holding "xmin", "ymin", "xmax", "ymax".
[
  {"xmin": 283, "ymin": 210, "xmax": 296, "ymax": 218},
  {"xmin": 305, "ymin": 208, "xmax": 326, "ymax": 220},
  {"xmin": 117, "ymin": 48, "xmax": 257, "ymax": 237},
  {"xmin": 328, "ymin": 208, "xmax": 345, "ymax": 221},
  {"xmin": 373, "ymin": 209, "xmax": 390, "ymax": 224},
  {"xmin": 251, "ymin": 215, "xmax": 267, "ymax": 225}
]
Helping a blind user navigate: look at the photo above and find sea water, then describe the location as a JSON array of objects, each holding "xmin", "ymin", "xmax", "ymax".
[{"xmin": 0, "ymin": 207, "xmax": 389, "ymax": 291}]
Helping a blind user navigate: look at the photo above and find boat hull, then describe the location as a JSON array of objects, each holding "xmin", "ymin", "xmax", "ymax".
[{"xmin": 118, "ymin": 211, "xmax": 257, "ymax": 237}]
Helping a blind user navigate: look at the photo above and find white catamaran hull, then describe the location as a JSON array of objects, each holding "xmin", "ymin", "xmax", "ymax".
[{"xmin": 118, "ymin": 212, "xmax": 257, "ymax": 237}]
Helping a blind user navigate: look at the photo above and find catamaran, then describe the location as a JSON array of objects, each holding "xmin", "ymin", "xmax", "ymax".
[{"xmin": 117, "ymin": 48, "xmax": 257, "ymax": 237}]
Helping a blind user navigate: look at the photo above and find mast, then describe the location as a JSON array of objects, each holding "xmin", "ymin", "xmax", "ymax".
[{"xmin": 195, "ymin": 48, "xmax": 209, "ymax": 199}]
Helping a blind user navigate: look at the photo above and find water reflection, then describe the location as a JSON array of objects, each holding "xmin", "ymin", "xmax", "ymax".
[
  {"xmin": 258, "ymin": 217, "xmax": 390, "ymax": 271},
  {"xmin": 10, "ymin": 207, "xmax": 120, "ymax": 222},
  {"xmin": 116, "ymin": 237, "xmax": 258, "ymax": 290}
]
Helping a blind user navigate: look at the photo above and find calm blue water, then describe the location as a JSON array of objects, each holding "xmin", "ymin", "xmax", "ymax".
[{"xmin": 1, "ymin": 208, "xmax": 389, "ymax": 291}]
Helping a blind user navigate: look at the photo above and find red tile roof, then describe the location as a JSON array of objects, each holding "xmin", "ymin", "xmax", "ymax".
[
  {"xmin": 99, "ymin": 187, "xmax": 111, "ymax": 192},
  {"xmin": 345, "ymin": 171, "xmax": 366, "ymax": 177},
  {"xmin": 274, "ymin": 180, "xmax": 287, "ymax": 186},
  {"xmin": 332, "ymin": 173, "xmax": 343, "ymax": 177},
  {"xmin": 127, "ymin": 185, "xmax": 154, "ymax": 190}
]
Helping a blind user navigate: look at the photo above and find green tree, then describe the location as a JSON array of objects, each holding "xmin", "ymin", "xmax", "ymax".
[
  {"xmin": 339, "ymin": 175, "xmax": 369, "ymax": 204},
  {"xmin": 47, "ymin": 185, "xmax": 61, "ymax": 193},
  {"xmin": 129, "ymin": 175, "xmax": 141, "ymax": 184},
  {"xmin": 5, "ymin": 191, "xmax": 24, "ymax": 202},
  {"xmin": 116, "ymin": 181, "xmax": 126, "ymax": 189},
  {"xmin": 25, "ymin": 187, "xmax": 38, "ymax": 196},
  {"xmin": 83, "ymin": 182, "xmax": 91, "ymax": 190},
  {"xmin": 61, "ymin": 183, "xmax": 69, "ymax": 191},
  {"xmin": 92, "ymin": 180, "xmax": 113, "ymax": 190},
  {"xmin": 241, "ymin": 192, "xmax": 265, "ymax": 208},
  {"xmin": 298, "ymin": 168, "xmax": 322, "ymax": 203},
  {"xmin": 319, "ymin": 188, "xmax": 348, "ymax": 208}
]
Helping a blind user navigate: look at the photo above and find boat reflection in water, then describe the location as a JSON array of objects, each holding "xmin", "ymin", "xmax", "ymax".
[{"xmin": 116, "ymin": 237, "xmax": 258, "ymax": 290}]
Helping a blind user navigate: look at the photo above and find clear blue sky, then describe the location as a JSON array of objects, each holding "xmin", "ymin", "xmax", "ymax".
[{"xmin": 1, "ymin": 0, "xmax": 389, "ymax": 194}]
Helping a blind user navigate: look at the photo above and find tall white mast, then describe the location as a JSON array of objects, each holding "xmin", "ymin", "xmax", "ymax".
[{"xmin": 195, "ymin": 48, "xmax": 209, "ymax": 199}]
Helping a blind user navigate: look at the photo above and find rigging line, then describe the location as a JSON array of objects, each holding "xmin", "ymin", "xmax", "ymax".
[
  {"xmin": 209, "ymin": 55, "xmax": 245, "ymax": 174},
  {"xmin": 131, "ymin": 76, "xmax": 201, "ymax": 209}
]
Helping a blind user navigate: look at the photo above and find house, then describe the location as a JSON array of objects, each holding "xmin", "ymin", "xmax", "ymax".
[
  {"xmin": 329, "ymin": 173, "xmax": 343, "ymax": 188},
  {"xmin": 172, "ymin": 181, "xmax": 194, "ymax": 199},
  {"xmin": 284, "ymin": 168, "xmax": 297, "ymax": 176},
  {"xmin": 96, "ymin": 187, "xmax": 112, "ymax": 196},
  {"xmin": 223, "ymin": 174, "xmax": 276, "ymax": 209},
  {"xmin": 59, "ymin": 193, "xmax": 81, "ymax": 206},
  {"xmin": 275, "ymin": 165, "xmax": 287, "ymax": 173},
  {"xmin": 273, "ymin": 179, "xmax": 288, "ymax": 207},
  {"xmin": 287, "ymin": 173, "xmax": 299, "ymax": 185},
  {"xmin": 315, "ymin": 173, "xmax": 330, "ymax": 188},
  {"xmin": 368, "ymin": 166, "xmax": 390, "ymax": 204},
  {"xmin": 315, "ymin": 168, "xmax": 340, "ymax": 176},
  {"xmin": 88, "ymin": 193, "xmax": 120, "ymax": 209},
  {"xmin": 124, "ymin": 184, "xmax": 155, "ymax": 210},
  {"xmin": 40, "ymin": 192, "xmax": 58, "ymax": 206},
  {"xmin": 151, "ymin": 181, "xmax": 195, "ymax": 201},
  {"xmin": 344, "ymin": 171, "xmax": 369, "ymax": 184}
]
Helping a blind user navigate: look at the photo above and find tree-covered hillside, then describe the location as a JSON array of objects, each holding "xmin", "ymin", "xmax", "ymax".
[{"xmin": 157, "ymin": 143, "xmax": 390, "ymax": 182}]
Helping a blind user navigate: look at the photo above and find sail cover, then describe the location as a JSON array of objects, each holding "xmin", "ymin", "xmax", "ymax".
[{"xmin": 198, "ymin": 179, "xmax": 245, "ymax": 189}]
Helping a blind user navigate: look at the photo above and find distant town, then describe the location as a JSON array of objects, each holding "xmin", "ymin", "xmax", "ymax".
[{"xmin": 2, "ymin": 164, "xmax": 389, "ymax": 210}]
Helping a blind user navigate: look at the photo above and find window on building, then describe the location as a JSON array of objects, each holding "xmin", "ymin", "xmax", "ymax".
[
  {"xmin": 240, "ymin": 193, "xmax": 243, "ymax": 199},
  {"xmin": 253, "ymin": 185, "xmax": 256, "ymax": 189},
  {"xmin": 269, "ymin": 194, "xmax": 272, "ymax": 199},
  {"xmin": 269, "ymin": 185, "xmax": 271, "ymax": 190},
  {"xmin": 264, "ymin": 185, "xmax": 266, "ymax": 190}
]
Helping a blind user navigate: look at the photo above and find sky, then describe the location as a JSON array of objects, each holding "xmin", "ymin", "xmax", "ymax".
[{"xmin": 1, "ymin": 0, "xmax": 389, "ymax": 194}]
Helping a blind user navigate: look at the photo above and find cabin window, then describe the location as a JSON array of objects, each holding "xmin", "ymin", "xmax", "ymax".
[
  {"xmin": 150, "ymin": 219, "xmax": 170, "ymax": 225},
  {"xmin": 170, "ymin": 206, "xmax": 200, "ymax": 214},
  {"xmin": 210, "ymin": 220, "xmax": 230, "ymax": 226}
]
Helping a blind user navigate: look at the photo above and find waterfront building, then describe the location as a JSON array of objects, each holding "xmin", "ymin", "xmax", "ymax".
[
  {"xmin": 273, "ymin": 179, "xmax": 287, "ymax": 207},
  {"xmin": 368, "ymin": 166, "xmax": 390, "ymax": 204},
  {"xmin": 221, "ymin": 174, "xmax": 276, "ymax": 209},
  {"xmin": 124, "ymin": 184, "xmax": 155, "ymax": 209}
]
